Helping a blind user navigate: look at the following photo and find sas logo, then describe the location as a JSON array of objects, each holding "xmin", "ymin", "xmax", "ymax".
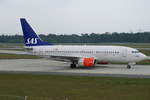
[{"xmin": 26, "ymin": 38, "xmax": 38, "ymax": 44}]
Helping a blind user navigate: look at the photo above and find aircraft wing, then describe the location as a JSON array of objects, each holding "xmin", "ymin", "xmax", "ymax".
[
  {"xmin": 0, "ymin": 50, "xmax": 29, "ymax": 55},
  {"xmin": 49, "ymin": 54, "xmax": 98, "ymax": 62},
  {"xmin": 49, "ymin": 55, "xmax": 79, "ymax": 62},
  {"xmin": 0, "ymin": 49, "xmax": 99, "ymax": 63},
  {"xmin": 0, "ymin": 50, "xmax": 79, "ymax": 62}
]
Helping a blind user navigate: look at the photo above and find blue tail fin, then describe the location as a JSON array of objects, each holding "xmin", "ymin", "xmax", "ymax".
[{"xmin": 20, "ymin": 18, "xmax": 52, "ymax": 46}]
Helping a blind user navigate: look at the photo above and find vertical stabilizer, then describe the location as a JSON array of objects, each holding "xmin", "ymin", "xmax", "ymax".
[{"xmin": 20, "ymin": 18, "xmax": 52, "ymax": 46}]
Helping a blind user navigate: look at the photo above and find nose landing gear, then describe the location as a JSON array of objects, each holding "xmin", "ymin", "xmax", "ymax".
[
  {"xmin": 127, "ymin": 62, "xmax": 136, "ymax": 69},
  {"xmin": 127, "ymin": 65, "xmax": 131, "ymax": 69}
]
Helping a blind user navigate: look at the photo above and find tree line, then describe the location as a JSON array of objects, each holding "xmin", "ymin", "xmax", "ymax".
[{"xmin": 0, "ymin": 32, "xmax": 150, "ymax": 43}]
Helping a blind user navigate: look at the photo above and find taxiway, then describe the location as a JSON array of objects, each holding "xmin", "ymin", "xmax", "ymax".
[{"xmin": 0, "ymin": 59, "xmax": 150, "ymax": 78}]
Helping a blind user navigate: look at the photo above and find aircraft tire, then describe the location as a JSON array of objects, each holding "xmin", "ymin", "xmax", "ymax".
[
  {"xmin": 127, "ymin": 65, "xmax": 131, "ymax": 69},
  {"xmin": 70, "ymin": 64, "xmax": 76, "ymax": 68}
]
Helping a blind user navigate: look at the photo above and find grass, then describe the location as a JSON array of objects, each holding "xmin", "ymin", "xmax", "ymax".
[
  {"xmin": 0, "ymin": 74, "xmax": 150, "ymax": 100},
  {"xmin": 140, "ymin": 50, "xmax": 150, "ymax": 56}
]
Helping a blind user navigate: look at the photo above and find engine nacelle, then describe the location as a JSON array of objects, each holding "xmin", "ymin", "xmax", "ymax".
[{"xmin": 78, "ymin": 57, "xmax": 95, "ymax": 67}]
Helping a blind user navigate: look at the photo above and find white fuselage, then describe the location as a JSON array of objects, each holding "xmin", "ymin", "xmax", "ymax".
[
  {"xmin": 20, "ymin": 18, "xmax": 150, "ymax": 68},
  {"xmin": 27, "ymin": 45, "xmax": 147, "ymax": 64}
]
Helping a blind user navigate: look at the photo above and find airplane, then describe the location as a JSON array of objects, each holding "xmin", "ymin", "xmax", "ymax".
[{"xmin": 20, "ymin": 18, "xmax": 149, "ymax": 69}]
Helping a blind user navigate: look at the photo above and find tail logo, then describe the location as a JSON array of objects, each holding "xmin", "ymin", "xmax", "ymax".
[
  {"xmin": 21, "ymin": 18, "xmax": 52, "ymax": 46},
  {"xmin": 26, "ymin": 38, "xmax": 38, "ymax": 44}
]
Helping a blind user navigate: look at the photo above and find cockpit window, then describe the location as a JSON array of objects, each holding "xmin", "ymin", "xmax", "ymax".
[{"xmin": 132, "ymin": 51, "xmax": 139, "ymax": 53}]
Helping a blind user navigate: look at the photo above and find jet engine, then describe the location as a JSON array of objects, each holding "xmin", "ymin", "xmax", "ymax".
[{"xmin": 78, "ymin": 57, "xmax": 95, "ymax": 67}]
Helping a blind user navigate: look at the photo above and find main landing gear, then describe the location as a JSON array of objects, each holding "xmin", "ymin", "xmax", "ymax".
[
  {"xmin": 70, "ymin": 64, "xmax": 76, "ymax": 68},
  {"xmin": 70, "ymin": 62, "xmax": 77, "ymax": 68}
]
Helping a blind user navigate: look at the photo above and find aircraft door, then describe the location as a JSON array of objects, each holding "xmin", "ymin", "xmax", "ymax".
[{"xmin": 122, "ymin": 48, "xmax": 127, "ymax": 57}]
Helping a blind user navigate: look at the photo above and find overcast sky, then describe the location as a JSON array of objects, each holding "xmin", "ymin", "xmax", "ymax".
[{"xmin": 0, "ymin": 0, "xmax": 150, "ymax": 35}]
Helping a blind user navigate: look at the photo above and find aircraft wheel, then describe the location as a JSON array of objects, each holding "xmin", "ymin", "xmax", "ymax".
[
  {"xmin": 127, "ymin": 65, "xmax": 131, "ymax": 69},
  {"xmin": 70, "ymin": 64, "xmax": 76, "ymax": 68}
]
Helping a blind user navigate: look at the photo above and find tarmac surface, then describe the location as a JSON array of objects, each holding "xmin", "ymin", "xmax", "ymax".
[{"xmin": 0, "ymin": 59, "xmax": 150, "ymax": 78}]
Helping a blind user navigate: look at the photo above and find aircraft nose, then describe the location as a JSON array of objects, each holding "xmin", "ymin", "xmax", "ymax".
[
  {"xmin": 140, "ymin": 53, "xmax": 147, "ymax": 60},
  {"xmin": 147, "ymin": 56, "xmax": 150, "ymax": 60}
]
